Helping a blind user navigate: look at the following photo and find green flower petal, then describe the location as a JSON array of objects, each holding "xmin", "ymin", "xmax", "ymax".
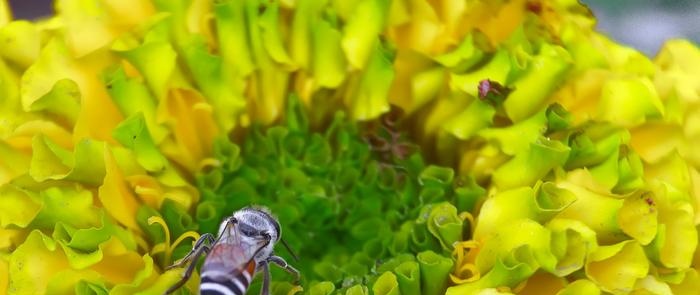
[
  {"xmin": 180, "ymin": 36, "xmax": 246, "ymax": 132},
  {"xmin": 597, "ymin": 77, "xmax": 664, "ymax": 127},
  {"xmin": 410, "ymin": 220, "xmax": 440, "ymax": 252},
  {"xmin": 311, "ymin": 18, "xmax": 347, "ymax": 88},
  {"xmin": 19, "ymin": 38, "xmax": 81, "ymax": 111},
  {"xmin": 491, "ymin": 137, "xmax": 570, "ymax": 189},
  {"xmin": 58, "ymin": 211, "xmax": 136, "ymax": 252},
  {"xmin": 103, "ymin": 66, "xmax": 165, "ymax": 142},
  {"xmin": 309, "ymin": 281, "xmax": 335, "ymax": 295},
  {"xmin": 565, "ymin": 125, "xmax": 623, "ymax": 169},
  {"xmin": 28, "ymin": 78, "xmax": 81, "ymax": 128},
  {"xmin": 161, "ymin": 199, "xmax": 198, "ymax": 239},
  {"xmin": 112, "ymin": 113, "xmax": 168, "ymax": 172},
  {"xmin": 29, "ymin": 135, "xmax": 106, "ymax": 185},
  {"xmin": 417, "ymin": 250, "xmax": 453, "ymax": 295},
  {"xmin": 476, "ymin": 184, "xmax": 575, "ymax": 241},
  {"xmin": 547, "ymin": 219, "xmax": 597, "ymax": 276},
  {"xmin": 74, "ymin": 280, "xmax": 109, "ymax": 295},
  {"xmin": 389, "ymin": 222, "xmax": 414, "ymax": 255},
  {"xmin": 444, "ymin": 99, "xmax": 495, "ymax": 140},
  {"xmin": 585, "ymin": 240, "xmax": 649, "ymax": 294},
  {"xmin": 114, "ymin": 35, "xmax": 177, "ymax": 100},
  {"xmin": 341, "ymin": 0, "xmax": 390, "ymax": 68},
  {"xmin": 446, "ymin": 256, "xmax": 535, "ymax": 295},
  {"xmin": 504, "ymin": 44, "xmax": 572, "ymax": 122},
  {"xmin": 214, "ymin": 0, "xmax": 254, "ymax": 76},
  {"xmin": 433, "ymin": 34, "xmax": 485, "ymax": 70},
  {"xmin": 423, "ymin": 202, "xmax": 463, "ymax": 251},
  {"xmin": 410, "ymin": 67, "xmax": 446, "ymax": 113},
  {"xmin": 372, "ymin": 271, "xmax": 400, "ymax": 295},
  {"xmin": 32, "ymin": 186, "xmax": 101, "ymax": 229},
  {"xmin": 477, "ymin": 109, "xmax": 548, "ymax": 156},
  {"xmin": 394, "ymin": 261, "xmax": 420, "ymax": 295},
  {"xmin": 451, "ymin": 49, "xmax": 511, "ymax": 97},
  {"xmin": 349, "ymin": 42, "xmax": 395, "ymax": 120},
  {"xmin": 474, "ymin": 219, "xmax": 556, "ymax": 276},
  {"xmin": 259, "ymin": 2, "xmax": 295, "ymax": 68},
  {"xmin": 346, "ymin": 284, "xmax": 369, "ymax": 295}
]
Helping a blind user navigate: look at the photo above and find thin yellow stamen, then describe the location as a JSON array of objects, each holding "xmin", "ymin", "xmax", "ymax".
[
  {"xmin": 450, "ymin": 240, "xmax": 480, "ymax": 284},
  {"xmin": 459, "ymin": 211, "xmax": 476, "ymax": 235},
  {"xmin": 171, "ymin": 231, "xmax": 201, "ymax": 253},
  {"xmin": 512, "ymin": 280, "xmax": 528, "ymax": 293},
  {"xmin": 198, "ymin": 157, "xmax": 221, "ymax": 172},
  {"xmin": 147, "ymin": 215, "xmax": 201, "ymax": 268},
  {"xmin": 148, "ymin": 216, "xmax": 171, "ymax": 267}
]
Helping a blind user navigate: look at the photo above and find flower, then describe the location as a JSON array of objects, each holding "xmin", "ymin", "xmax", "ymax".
[{"xmin": 1, "ymin": 0, "xmax": 699, "ymax": 294}]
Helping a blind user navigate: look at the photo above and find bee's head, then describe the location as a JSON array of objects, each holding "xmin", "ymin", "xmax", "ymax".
[{"xmin": 220, "ymin": 206, "xmax": 280, "ymax": 243}]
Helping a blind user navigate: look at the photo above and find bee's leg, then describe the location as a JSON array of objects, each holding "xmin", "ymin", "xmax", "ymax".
[
  {"xmin": 260, "ymin": 262, "xmax": 271, "ymax": 295},
  {"xmin": 166, "ymin": 233, "xmax": 216, "ymax": 270},
  {"xmin": 163, "ymin": 234, "xmax": 215, "ymax": 295},
  {"xmin": 267, "ymin": 255, "xmax": 300, "ymax": 284}
]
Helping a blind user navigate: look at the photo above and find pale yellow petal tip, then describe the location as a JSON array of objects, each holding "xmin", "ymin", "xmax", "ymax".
[{"xmin": 288, "ymin": 284, "xmax": 304, "ymax": 295}]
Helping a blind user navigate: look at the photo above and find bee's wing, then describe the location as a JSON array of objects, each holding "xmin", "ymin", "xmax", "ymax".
[{"xmin": 201, "ymin": 222, "xmax": 268, "ymax": 276}]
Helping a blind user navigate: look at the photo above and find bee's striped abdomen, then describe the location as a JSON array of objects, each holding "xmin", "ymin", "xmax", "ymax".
[{"xmin": 200, "ymin": 260, "xmax": 256, "ymax": 295}]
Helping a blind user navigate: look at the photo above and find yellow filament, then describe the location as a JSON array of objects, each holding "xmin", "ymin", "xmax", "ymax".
[
  {"xmin": 512, "ymin": 280, "xmax": 528, "ymax": 293},
  {"xmin": 147, "ymin": 215, "xmax": 201, "ymax": 268},
  {"xmin": 450, "ymin": 240, "xmax": 480, "ymax": 284},
  {"xmin": 198, "ymin": 157, "xmax": 221, "ymax": 172},
  {"xmin": 459, "ymin": 211, "xmax": 476, "ymax": 235}
]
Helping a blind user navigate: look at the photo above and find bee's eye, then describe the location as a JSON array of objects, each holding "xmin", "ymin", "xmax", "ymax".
[{"xmin": 239, "ymin": 223, "xmax": 257, "ymax": 237}]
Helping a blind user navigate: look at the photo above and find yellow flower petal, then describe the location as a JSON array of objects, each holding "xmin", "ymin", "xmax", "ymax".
[
  {"xmin": 556, "ymin": 279, "xmax": 600, "ymax": 295},
  {"xmin": 647, "ymin": 182, "xmax": 697, "ymax": 269},
  {"xmin": 669, "ymin": 269, "xmax": 700, "ymax": 295},
  {"xmin": 585, "ymin": 240, "xmax": 649, "ymax": 294},
  {"xmin": 0, "ymin": 257, "xmax": 8, "ymax": 295},
  {"xmin": 29, "ymin": 135, "xmax": 106, "ymax": 185},
  {"xmin": 7, "ymin": 230, "xmax": 104, "ymax": 295},
  {"xmin": 341, "ymin": 0, "xmax": 390, "ymax": 68},
  {"xmin": 157, "ymin": 88, "xmax": 219, "ymax": 173},
  {"xmin": 631, "ymin": 275, "xmax": 673, "ymax": 295},
  {"xmin": 518, "ymin": 272, "xmax": 566, "ymax": 295},
  {"xmin": 557, "ymin": 170, "xmax": 626, "ymax": 244},
  {"xmin": 98, "ymin": 145, "xmax": 142, "ymax": 233},
  {"xmin": 597, "ymin": 77, "xmax": 664, "ymax": 127},
  {"xmin": 0, "ymin": 21, "xmax": 40, "ymax": 68},
  {"xmin": 0, "ymin": 184, "xmax": 41, "ymax": 228},
  {"xmin": 0, "ymin": 0, "xmax": 10, "ymax": 25}
]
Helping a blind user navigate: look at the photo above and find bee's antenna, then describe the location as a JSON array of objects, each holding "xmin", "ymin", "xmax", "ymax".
[{"xmin": 280, "ymin": 238, "xmax": 299, "ymax": 261}]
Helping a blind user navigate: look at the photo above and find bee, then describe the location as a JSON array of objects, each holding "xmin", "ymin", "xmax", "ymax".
[{"xmin": 165, "ymin": 206, "xmax": 300, "ymax": 295}]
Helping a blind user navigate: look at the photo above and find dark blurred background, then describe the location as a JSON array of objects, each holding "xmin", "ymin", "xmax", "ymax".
[{"xmin": 6, "ymin": 0, "xmax": 700, "ymax": 57}]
